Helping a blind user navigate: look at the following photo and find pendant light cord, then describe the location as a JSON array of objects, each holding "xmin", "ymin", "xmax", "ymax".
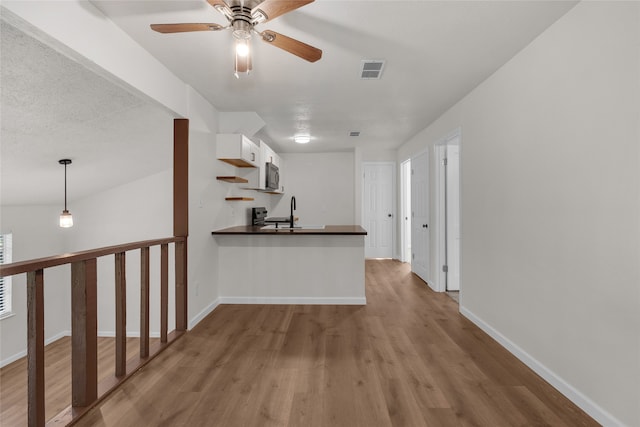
[
  {"xmin": 64, "ymin": 162, "xmax": 68, "ymax": 211},
  {"xmin": 59, "ymin": 159, "xmax": 71, "ymax": 212}
]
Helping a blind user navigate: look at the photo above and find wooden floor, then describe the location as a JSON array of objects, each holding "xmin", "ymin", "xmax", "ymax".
[
  {"xmin": 0, "ymin": 336, "xmax": 150, "ymax": 426},
  {"xmin": 2, "ymin": 260, "xmax": 598, "ymax": 426}
]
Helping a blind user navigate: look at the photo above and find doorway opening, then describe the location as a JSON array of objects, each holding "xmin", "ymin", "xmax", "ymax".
[{"xmin": 435, "ymin": 130, "xmax": 461, "ymax": 294}]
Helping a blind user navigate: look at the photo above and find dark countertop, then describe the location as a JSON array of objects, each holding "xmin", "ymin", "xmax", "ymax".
[{"xmin": 211, "ymin": 225, "xmax": 367, "ymax": 235}]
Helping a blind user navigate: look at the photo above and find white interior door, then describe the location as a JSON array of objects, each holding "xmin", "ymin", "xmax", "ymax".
[
  {"xmin": 446, "ymin": 143, "xmax": 460, "ymax": 291},
  {"xmin": 411, "ymin": 152, "xmax": 430, "ymax": 283},
  {"xmin": 363, "ymin": 163, "xmax": 394, "ymax": 258}
]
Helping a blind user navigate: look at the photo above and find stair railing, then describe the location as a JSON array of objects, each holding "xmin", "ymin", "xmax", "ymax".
[{"xmin": 0, "ymin": 236, "xmax": 187, "ymax": 426}]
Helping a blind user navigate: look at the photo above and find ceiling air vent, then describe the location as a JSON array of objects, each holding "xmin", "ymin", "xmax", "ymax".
[
  {"xmin": 360, "ymin": 60, "xmax": 385, "ymax": 80},
  {"xmin": 349, "ymin": 131, "xmax": 360, "ymax": 137}
]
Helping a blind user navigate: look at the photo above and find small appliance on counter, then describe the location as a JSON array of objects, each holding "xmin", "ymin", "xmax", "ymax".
[
  {"xmin": 251, "ymin": 207, "xmax": 268, "ymax": 226},
  {"xmin": 251, "ymin": 207, "xmax": 294, "ymax": 227}
]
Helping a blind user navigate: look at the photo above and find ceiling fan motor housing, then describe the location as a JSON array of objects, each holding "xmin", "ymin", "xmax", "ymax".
[{"xmin": 230, "ymin": 3, "xmax": 254, "ymax": 39}]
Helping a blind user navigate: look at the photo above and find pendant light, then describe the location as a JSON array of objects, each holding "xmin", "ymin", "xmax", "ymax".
[{"xmin": 58, "ymin": 159, "xmax": 73, "ymax": 228}]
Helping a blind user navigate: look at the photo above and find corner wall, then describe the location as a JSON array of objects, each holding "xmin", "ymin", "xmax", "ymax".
[{"xmin": 398, "ymin": 2, "xmax": 640, "ymax": 425}]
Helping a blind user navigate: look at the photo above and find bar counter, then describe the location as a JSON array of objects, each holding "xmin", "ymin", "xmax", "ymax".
[{"xmin": 211, "ymin": 225, "xmax": 368, "ymax": 305}]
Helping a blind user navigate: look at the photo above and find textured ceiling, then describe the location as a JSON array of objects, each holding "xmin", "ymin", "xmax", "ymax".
[{"xmin": 0, "ymin": 21, "xmax": 175, "ymax": 206}]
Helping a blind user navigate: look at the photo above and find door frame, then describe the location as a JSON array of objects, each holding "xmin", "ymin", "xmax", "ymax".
[
  {"xmin": 400, "ymin": 159, "xmax": 412, "ymax": 263},
  {"xmin": 361, "ymin": 161, "xmax": 397, "ymax": 259},
  {"xmin": 434, "ymin": 128, "xmax": 462, "ymax": 293}
]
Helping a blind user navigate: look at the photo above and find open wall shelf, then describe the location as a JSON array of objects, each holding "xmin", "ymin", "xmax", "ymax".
[{"xmin": 217, "ymin": 176, "xmax": 249, "ymax": 183}]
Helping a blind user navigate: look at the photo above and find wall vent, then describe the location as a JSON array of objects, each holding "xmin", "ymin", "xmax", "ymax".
[
  {"xmin": 349, "ymin": 131, "xmax": 360, "ymax": 137},
  {"xmin": 360, "ymin": 60, "xmax": 385, "ymax": 79}
]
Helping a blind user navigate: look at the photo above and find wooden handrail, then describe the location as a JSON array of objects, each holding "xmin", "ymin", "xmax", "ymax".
[
  {"xmin": 0, "ymin": 237, "xmax": 185, "ymax": 278},
  {"xmin": 1, "ymin": 236, "xmax": 188, "ymax": 427}
]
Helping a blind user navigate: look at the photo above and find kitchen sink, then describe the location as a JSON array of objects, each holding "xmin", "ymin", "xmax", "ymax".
[{"xmin": 261, "ymin": 225, "xmax": 325, "ymax": 230}]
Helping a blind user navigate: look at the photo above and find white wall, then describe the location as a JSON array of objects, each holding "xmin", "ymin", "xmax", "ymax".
[
  {"xmin": 398, "ymin": 2, "xmax": 640, "ymax": 426},
  {"xmin": 67, "ymin": 169, "xmax": 175, "ymax": 337},
  {"xmin": 272, "ymin": 152, "xmax": 355, "ymax": 225},
  {"xmin": 0, "ymin": 205, "xmax": 71, "ymax": 365}
]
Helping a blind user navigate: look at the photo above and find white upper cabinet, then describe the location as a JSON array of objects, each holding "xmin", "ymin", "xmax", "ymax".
[
  {"xmin": 217, "ymin": 135, "xmax": 285, "ymax": 194},
  {"xmin": 217, "ymin": 134, "xmax": 259, "ymax": 168},
  {"xmin": 262, "ymin": 144, "xmax": 279, "ymax": 168},
  {"xmin": 241, "ymin": 141, "xmax": 267, "ymax": 190},
  {"xmin": 241, "ymin": 140, "xmax": 285, "ymax": 193}
]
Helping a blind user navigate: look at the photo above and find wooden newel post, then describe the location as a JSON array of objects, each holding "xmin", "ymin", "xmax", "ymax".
[
  {"xmin": 71, "ymin": 259, "xmax": 98, "ymax": 407},
  {"xmin": 174, "ymin": 118, "xmax": 189, "ymax": 331},
  {"xmin": 27, "ymin": 269, "xmax": 45, "ymax": 427}
]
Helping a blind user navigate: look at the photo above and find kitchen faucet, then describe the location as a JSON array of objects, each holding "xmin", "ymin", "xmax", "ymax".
[{"xmin": 290, "ymin": 196, "xmax": 296, "ymax": 228}]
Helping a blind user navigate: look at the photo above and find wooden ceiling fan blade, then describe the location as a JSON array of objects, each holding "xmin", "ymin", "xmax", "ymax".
[
  {"xmin": 260, "ymin": 30, "xmax": 322, "ymax": 63},
  {"xmin": 150, "ymin": 23, "xmax": 225, "ymax": 33},
  {"xmin": 252, "ymin": 0, "xmax": 314, "ymax": 24}
]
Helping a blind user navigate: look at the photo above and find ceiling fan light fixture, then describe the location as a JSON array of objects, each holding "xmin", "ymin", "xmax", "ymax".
[
  {"xmin": 234, "ymin": 44, "xmax": 252, "ymax": 78},
  {"xmin": 151, "ymin": 0, "xmax": 322, "ymax": 77},
  {"xmin": 235, "ymin": 38, "xmax": 250, "ymax": 57}
]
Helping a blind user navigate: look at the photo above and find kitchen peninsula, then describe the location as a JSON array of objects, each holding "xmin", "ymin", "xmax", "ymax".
[{"xmin": 211, "ymin": 225, "xmax": 368, "ymax": 305}]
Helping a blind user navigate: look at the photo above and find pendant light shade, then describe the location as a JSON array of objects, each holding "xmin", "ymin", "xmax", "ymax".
[
  {"xmin": 59, "ymin": 159, "xmax": 73, "ymax": 228},
  {"xmin": 59, "ymin": 209, "xmax": 73, "ymax": 228}
]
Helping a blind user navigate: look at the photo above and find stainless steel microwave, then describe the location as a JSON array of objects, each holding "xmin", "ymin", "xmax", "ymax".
[{"xmin": 265, "ymin": 162, "xmax": 279, "ymax": 191}]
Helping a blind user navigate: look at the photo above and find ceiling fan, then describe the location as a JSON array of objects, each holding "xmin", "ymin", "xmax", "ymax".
[{"xmin": 150, "ymin": 0, "xmax": 322, "ymax": 77}]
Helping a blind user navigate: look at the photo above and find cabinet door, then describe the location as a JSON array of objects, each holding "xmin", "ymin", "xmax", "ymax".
[
  {"xmin": 217, "ymin": 134, "xmax": 258, "ymax": 168},
  {"xmin": 241, "ymin": 136, "xmax": 258, "ymax": 166},
  {"xmin": 263, "ymin": 145, "xmax": 277, "ymax": 166}
]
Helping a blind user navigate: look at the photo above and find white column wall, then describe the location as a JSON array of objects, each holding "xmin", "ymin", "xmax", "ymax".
[{"xmin": 398, "ymin": 3, "xmax": 640, "ymax": 425}]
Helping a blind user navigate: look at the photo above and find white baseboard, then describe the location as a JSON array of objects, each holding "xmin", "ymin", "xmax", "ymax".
[
  {"xmin": 1, "ymin": 330, "xmax": 70, "ymax": 368},
  {"xmin": 218, "ymin": 296, "xmax": 367, "ymax": 305},
  {"xmin": 188, "ymin": 298, "xmax": 221, "ymax": 330},
  {"xmin": 459, "ymin": 305, "xmax": 625, "ymax": 427}
]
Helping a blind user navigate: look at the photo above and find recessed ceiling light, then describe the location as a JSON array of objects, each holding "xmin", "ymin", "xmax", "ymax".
[{"xmin": 294, "ymin": 134, "xmax": 311, "ymax": 144}]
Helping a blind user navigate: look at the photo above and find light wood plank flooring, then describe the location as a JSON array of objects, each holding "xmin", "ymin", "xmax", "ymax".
[
  {"xmin": 0, "ymin": 337, "xmax": 152, "ymax": 426},
  {"xmin": 2, "ymin": 260, "xmax": 598, "ymax": 426}
]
